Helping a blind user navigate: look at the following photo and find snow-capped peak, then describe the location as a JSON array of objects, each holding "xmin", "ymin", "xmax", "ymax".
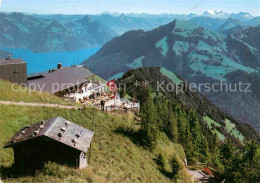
[
  {"xmin": 202, "ymin": 10, "xmax": 229, "ymax": 18},
  {"xmin": 205, "ymin": 10, "xmax": 222, "ymax": 15},
  {"xmin": 229, "ymin": 12, "xmax": 254, "ymax": 21}
]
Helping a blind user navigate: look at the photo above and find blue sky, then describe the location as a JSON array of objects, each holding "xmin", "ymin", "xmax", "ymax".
[{"xmin": 0, "ymin": 0, "xmax": 259, "ymax": 16}]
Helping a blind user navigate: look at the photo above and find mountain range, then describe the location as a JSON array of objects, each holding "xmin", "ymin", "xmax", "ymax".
[
  {"xmin": 0, "ymin": 12, "xmax": 117, "ymax": 52},
  {"xmin": 216, "ymin": 18, "xmax": 249, "ymax": 35},
  {"xmin": 83, "ymin": 19, "xmax": 260, "ymax": 131},
  {"xmin": 91, "ymin": 11, "xmax": 259, "ymax": 34},
  {"xmin": 1, "ymin": 11, "xmax": 260, "ymax": 53}
]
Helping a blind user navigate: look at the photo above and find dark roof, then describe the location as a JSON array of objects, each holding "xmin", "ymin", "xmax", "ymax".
[
  {"xmin": 4, "ymin": 117, "xmax": 94, "ymax": 153},
  {"xmin": 27, "ymin": 67, "xmax": 95, "ymax": 94},
  {"xmin": 0, "ymin": 58, "xmax": 26, "ymax": 65}
]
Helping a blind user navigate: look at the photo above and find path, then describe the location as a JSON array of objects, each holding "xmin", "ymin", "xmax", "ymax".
[
  {"xmin": 188, "ymin": 169, "xmax": 210, "ymax": 182},
  {"xmin": 0, "ymin": 101, "xmax": 80, "ymax": 109}
]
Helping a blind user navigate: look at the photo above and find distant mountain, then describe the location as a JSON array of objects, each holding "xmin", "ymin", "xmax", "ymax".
[
  {"xmin": 65, "ymin": 16, "xmax": 118, "ymax": 47},
  {"xmin": 32, "ymin": 14, "xmax": 85, "ymax": 24},
  {"xmin": 229, "ymin": 12, "xmax": 254, "ymax": 22},
  {"xmin": 0, "ymin": 12, "xmax": 117, "ymax": 52},
  {"xmin": 0, "ymin": 12, "xmax": 51, "ymax": 48},
  {"xmin": 83, "ymin": 19, "xmax": 260, "ymax": 131},
  {"xmin": 91, "ymin": 13, "xmax": 153, "ymax": 34},
  {"xmin": 128, "ymin": 13, "xmax": 198, "ymax": 24},
  {"xmin": 200, "ymin": 11, "xmax": 255, "ymax": 23},
  {"xmin": 91, "ymin": 13, "xmax": 199, "ymax": 34},
  {"xmin": 231, "ymin": 26, "xmax": 260, "ymax": 54},
  {"xmin": 190, "ymin": 17, "xmax": 226, "ymax": 31},
  {"xmin": 29, "ymin": 20, "xmax": 83, "ymax": 52},
  {"xmin": 247, "ymin": 16, "xmax": 260, "ymax": 26},
  {"xmin": 202, "ymin": 10, "xmax": 229, "ymax": 19},
  {"xmin": 216, "ymin": 18, "xmax": 248, "ymax": 35}
]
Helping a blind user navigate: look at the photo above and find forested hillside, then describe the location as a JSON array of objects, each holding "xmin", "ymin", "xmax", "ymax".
[{"xmin": 118, "ymin": 67, "xmax": 260, "ymax": 182}]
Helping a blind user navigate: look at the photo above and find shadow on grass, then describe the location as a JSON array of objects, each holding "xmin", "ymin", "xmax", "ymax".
[
  {"xmin": 159, "ymin": 169, "xmax": 173, "ymax": 179},
  {"xmin": 153, "ymin": 158, "xmax": 173, "ymax": 179},
  {"xmin": 1, "ymin": 163, "xmax": 45, "ymax": 178},
  {"xmin": 114, "ymin": 126, "xmax": 144, "ymax": 147},
  {"xmin": 0, "ymin": 165, "xmax": 35, "ymax": 178}
]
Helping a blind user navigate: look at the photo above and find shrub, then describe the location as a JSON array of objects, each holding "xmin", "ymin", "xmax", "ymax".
[
  {"xmin": 157, "ymin": 153, "xmax": 167, "ymax": 170},
  {"xmin": 170, "ymin": 156, "xmax": 181, "ymax": 179}
]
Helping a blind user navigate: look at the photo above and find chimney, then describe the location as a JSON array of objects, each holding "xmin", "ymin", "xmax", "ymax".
[{"xmin": 57, "ymin": 63, "xmax": 62, "ymax": 69}]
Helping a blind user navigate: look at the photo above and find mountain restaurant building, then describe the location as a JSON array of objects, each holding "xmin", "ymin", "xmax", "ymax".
[{"xmin": 27, "ymin": 65, "xmax": 95, "ymax": 97}]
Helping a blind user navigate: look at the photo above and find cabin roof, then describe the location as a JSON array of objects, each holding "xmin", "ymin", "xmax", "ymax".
[
  {"xmin": 4, "ymin": 117, "xmax": 94, "ymax": 153},
  {"xmin": 27, "ymin": 67, "xmax": 95, "ymax": 94},
  {"xmin": 0, "ymin": 58, "xmax": 26, "ymax": 65}
]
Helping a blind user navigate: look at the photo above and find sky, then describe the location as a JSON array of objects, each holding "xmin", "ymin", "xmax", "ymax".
[{"xmin": 0, "ymin": 0, "xmax": 259, "ymax": 16}]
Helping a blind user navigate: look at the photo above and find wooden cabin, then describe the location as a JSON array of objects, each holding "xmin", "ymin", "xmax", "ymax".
[{"xmin": 4, "ymin": 117, "xmax": 94, "ymax": 172}]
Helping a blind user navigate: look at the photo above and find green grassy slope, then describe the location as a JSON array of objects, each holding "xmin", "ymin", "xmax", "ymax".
[
  {"xmin": 224, "ymin": 119, "xmax": 244, "ymax": 142},
  {"xmin": 0, "ymin": 80, "xmax": 192, "ymax": 183},
  {"xmin": 203, "ymin": 116, "xmax": 226, "ymax": 141},
  {"xmin": 0, "ymin": 79, "xmax": 75, "ymax": 105},
  {"xmin": 0, "ymin": 106, "xmax": 191, "ymax": 183},
  {"xmin": 160, "ymin": 67, "xmax": 183, "ymax": 84},
  {"xmin": 203, "ymin": 116, "xmax": 244, "ymax": 142}
]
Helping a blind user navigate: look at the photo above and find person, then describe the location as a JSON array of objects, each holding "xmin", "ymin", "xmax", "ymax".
[
  {"xmin": 100, "ymin": 100, "xmax": 104, "ymax": 111},
  {"xmin": 101, "ymin": 99, "xmax": 106, "ymax": 111},
  {"xmin": 122, "ymin": 103, "xmax": 127, "ymax": 111},
  {"xmin": 103, "ymin": 100, "xmax": 106, "ymax": 111}
]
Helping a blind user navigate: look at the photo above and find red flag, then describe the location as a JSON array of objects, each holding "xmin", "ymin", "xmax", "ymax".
[
  {"xmin": 203, "ymin": 168, "xmax": 213, "ymax": 174},
  {"xmin": 107, "ymin": 79, "xmax": 115, "ymax": 87}
]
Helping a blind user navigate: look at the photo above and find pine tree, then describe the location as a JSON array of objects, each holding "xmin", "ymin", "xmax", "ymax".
[
  {"xmin": 186, "ymin": 110, "xmax": 201, "ymax": 159},
  {"xmin": 240, "ymin": 141, "xmax": 260, "ymax": 182},
  {"xmin": 175, "ymin": 105, "xmax": 187, "ymax": 144},
  {"xmin": 200, "ymin": 136, "xmax": 211, "ymax": 163},
  {"xmin": 139, "ymin": 88, "xmax": 158, "ymax": 151},
  {"xmin": 154, "ymin": 97, "xmax": 169, "ymax": 131},
  {"xmin": 221, "ymin": 139, "xmax": 236, "ymax": 181},
  {"xmin": 167, "ymin": 114, "xmax": 179, "ymax": 143}
]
